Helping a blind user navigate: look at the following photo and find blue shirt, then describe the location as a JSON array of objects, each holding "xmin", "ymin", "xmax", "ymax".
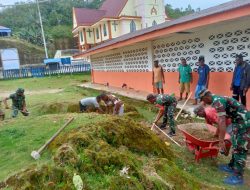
[
  {"xmin": 198, "ymin": 64, "xmax": 210, "ymax": 85},
  {"xmin": 233, "ymin": 66, "xmax": 242, "ymax": 87}
]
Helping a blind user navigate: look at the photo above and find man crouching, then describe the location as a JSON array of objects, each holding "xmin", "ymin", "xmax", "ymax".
[{"xmin": 3, "ymin": 88, "xmax": 29, "ymax": 118}]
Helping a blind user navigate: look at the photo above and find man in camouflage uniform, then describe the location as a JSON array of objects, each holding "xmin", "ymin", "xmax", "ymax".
[
  {"xmin": 3, "ymin": 88, "xmax": 29, "ymax": 118},
  {"xmin": 147, "ymin": 93, "xmax": 177, "ymax": 136},
  {"xmin": 199, "ymin": 89, "xmax": 250, "ymax": 185}
]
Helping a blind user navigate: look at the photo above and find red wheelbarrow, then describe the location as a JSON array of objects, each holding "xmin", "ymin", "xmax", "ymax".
[{"xmin": 178, "ymin": 123, "xmax": 232, "ymax": 162}]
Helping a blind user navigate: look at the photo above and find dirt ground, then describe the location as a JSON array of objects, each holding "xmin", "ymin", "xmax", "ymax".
[{"xmin": 0, "ymin": 89, "xmax": 63, "ymax": 98}]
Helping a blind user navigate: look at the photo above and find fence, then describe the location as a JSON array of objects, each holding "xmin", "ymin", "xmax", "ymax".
[{"xmin": 0, "ymin": 64, "xmax": 91, "ymax": 79}]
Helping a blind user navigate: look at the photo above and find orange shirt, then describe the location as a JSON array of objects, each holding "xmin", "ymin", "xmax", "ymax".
[{"xmin": 153, "ymin": 67, "xmax": 163, "ymax": 83}]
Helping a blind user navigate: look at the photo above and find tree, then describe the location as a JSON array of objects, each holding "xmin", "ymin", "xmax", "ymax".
[
  {"xmin": 165, "ymin": 4, "xmax": 195, "ymax": 19},
  {"xmin": 0, "ymin": 0, "xmax": 103, "ymax": 47}
]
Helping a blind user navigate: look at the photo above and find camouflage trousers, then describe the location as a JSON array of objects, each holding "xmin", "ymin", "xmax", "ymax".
[
  {"xmin": 12, "ymin": 106, "xmax": 29, "ymax": 118},
  {"xmin": 228, "ymin": 124, "xmax": 250, "ymax": 176},
  {"xmin": 160, "ymin": 103, "xmax": 176, "ymax": 132}
]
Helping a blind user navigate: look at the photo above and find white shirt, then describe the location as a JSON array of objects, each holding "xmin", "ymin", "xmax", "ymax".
[{"xmin": 80, "ymin": 97, "xmax": 99, "ymax": 108}]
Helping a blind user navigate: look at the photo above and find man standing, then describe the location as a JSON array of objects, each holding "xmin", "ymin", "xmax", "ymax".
[
  {"xmin": 152, "ymin": 60, "xmax": 165, "ymax": 94},
  {"xmin": 231, "ymin": 54, "xmax": 250, "ymax": 107},
  {"xmin": 178, "ymin": 58, "xmax": 192, "ymax": 101},
  {"xmin": 3, "ymin": 88, "xmax": 29, "ymax": 118},
  {"xmin": 199, "ymin": 89, "xmax": 250, "ymax": 185},
  {"xmin": 193, "ymin": 56, "xmax": 210, "ymax": 105},
  {"xmin": 147, "ymin": 93, "xmax": 177, "ymax": 136}
]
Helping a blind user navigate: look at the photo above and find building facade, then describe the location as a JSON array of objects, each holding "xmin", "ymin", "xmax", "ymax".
[
  {"xmin": 0, "ymin": 26, "xmax": 11, "ymax": 37},
  {"xmin": 72, "ymin": 0, "xmax": 167, "ymax": 52},
  {"xmin": 74, "ymin": 0, "xmax": 250, "ymax": 108}
]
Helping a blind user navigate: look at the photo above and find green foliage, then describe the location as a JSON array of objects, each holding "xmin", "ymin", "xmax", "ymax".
[
  {"xmin": 49, "ymin": 25, "xmax": 73, "ymax": 39},
  {"xmin": 165, "ymin": 4, "xmax": 198, "ymax": 19},
  {"xmin": 0, "ymin": 0, "xmax": 104, "ymax": 46}
]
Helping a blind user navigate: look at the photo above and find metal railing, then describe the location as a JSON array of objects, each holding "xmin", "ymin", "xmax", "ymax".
[{"xmin": 0, "ymin": 64, "xmax": 91, "ymax": 79}]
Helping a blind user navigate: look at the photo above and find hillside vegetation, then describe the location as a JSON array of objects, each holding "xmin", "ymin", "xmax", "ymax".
[{"xmin": 0, "ymin": 38, "xmax": 45, "ymax": 66}]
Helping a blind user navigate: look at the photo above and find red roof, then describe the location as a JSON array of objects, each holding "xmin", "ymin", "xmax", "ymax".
[
  {"xmin": 100, "ymin": 0, "xmax": 128, "ymax": 17},
  {"xmin": 74, "ymin": 8, "xmax": 106, "ymax": 26},
  {"xmin": 74, "ymin": 0, "xmax": 128, "ymax": 27}
]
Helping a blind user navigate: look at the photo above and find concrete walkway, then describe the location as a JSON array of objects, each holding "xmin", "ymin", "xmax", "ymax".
[{"xmin": 80, "ymin": 82, "xmax": 197, "ymax": 115}]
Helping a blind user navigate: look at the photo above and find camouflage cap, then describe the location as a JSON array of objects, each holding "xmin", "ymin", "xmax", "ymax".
[
  {"xmin": 198, "ymin": 89, "xmax": 210, "ymax": 100},
  {"xmin": 16, "ymin": 88, "xmax": 25, "ymax": 94}
]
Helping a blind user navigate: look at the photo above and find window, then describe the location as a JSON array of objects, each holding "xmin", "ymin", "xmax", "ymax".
[
  {"xmin": 112, "ymin": 21, "xmax": 118, "ymax": 32},
  {"xmin": 96, "ymin": 28, "xmax": 99, "ymax": 39},
  {"xmin": 79, "ymin": 31, "xmax": 83, "ymax": 42},
  {"xmin": 103, "ymin": 24, "xmax": 107, "ymax": 37},
  {"xmin": 152, "ymin": 20, "xmax": 157, "ymax": 26},
  {"xmin": 130, "ymin": 20, "xmax": 136, "ymax": 33}
]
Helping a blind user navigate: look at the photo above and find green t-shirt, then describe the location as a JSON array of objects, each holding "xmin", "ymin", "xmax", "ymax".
[{"xmin": 178, "ymin": 64, "xmax": 192, "ymax": 83}]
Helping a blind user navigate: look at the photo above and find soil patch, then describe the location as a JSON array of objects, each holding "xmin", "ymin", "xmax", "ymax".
[
  {"xmin": 186, "ymin": 127, "xmax": 218, "ymax": 141},
  {"xmin": 180, "ymin": 123, "xmax": 219, "ymax": 141},
  {"xmin": 0, "ymin": 89, "xmax": 63, "ymax": 98}
]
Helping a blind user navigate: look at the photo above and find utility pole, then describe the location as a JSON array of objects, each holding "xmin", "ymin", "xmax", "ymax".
[{"xmin": 36, "ymin": 0, "xmax": 48, "ymax": 59}]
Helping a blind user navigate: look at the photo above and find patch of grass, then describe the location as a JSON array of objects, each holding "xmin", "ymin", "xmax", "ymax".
[{"xmin": 0, "ymin": 74, "xmax": 89, "ymax": 91}]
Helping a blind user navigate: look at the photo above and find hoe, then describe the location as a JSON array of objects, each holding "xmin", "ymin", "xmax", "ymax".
[{"xmin": 31, "ymin": 117, "xmax": 74, "ymax": 160}]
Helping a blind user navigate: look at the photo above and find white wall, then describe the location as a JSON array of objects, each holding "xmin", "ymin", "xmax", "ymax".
[
  {"xmin": 135, "ymin": 0, "xmax": 165, "ymax": 28},
  {"xmin": 110, "ymin": 20, "xmax": 121, "ymax": 38},
  {"xmin": 120, "ymin": 0, "xmax": 136, "ymax": 16},
  {"xmin": 86, "ymin": 28, "xmax": 95, "ymax": 44},
  {"xmin": 121, "ymin": 19, "xmax": 141, "ymax": 35},
  {"xmin": 153, "ymin": 18, "xmax": 250, "ymax": 73},
  {"xmin": 91, "ymin": 41, "xmax": 153, "ymax": 72}
]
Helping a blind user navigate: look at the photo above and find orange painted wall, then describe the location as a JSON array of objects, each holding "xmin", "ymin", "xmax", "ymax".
[{"xmin": 92, "ymin": 71, "xmax": 250, "ymax": 109}]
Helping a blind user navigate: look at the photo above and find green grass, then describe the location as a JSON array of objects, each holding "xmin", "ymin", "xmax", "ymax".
[
  {"xmin": 0, "ymin": 113, "xmax": 105, "ymax": 180},
  {"xmin": 0, "ymin": 74, "xmax": 89, "ymax": 91},
  {"xmin": 0, "ymin": 74, "xmax": 249, "ymax": 189}
]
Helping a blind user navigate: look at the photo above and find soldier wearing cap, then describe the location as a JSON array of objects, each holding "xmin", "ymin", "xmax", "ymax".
[
  {"xmin": 230, "ymin": 54, "xmax": 250, "ymax": 107},
  {"xmin": 147, "ymin": 93, "xmax": 177, "ymax": 136},
  {"xmin": 198, "ymin": 89, "xmax": 250, "ymax": 185},
  {"xmin": 3, "ymin": 88, "xmax": 29, "ymax": 118}
]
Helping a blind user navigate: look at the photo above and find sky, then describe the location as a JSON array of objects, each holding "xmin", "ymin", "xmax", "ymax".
[
  {"xmin": 164, "ymin": 0, "xmax": 232, "ymax": 10},
  {"xmin": 0, "ymin": 0, "xmax": 232, "ymax": 10}
]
